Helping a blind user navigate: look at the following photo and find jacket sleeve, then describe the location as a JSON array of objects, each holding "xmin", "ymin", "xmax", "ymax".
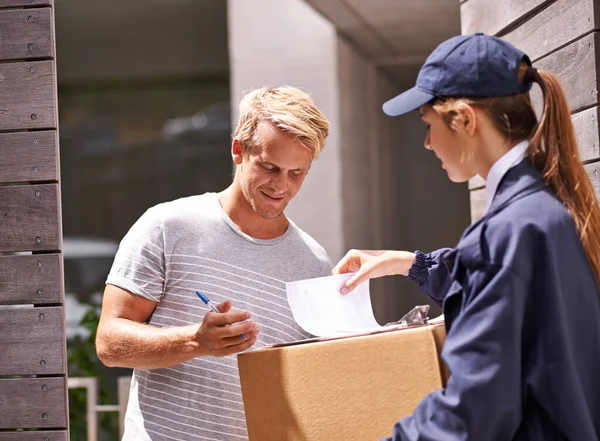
[
  {"xmin": 406, "ymin": 249, "xmax": 454, "ymax": 306},
  {"xmin": 383, "ymin": 263, "xmax": 527, "ymax": 441}
]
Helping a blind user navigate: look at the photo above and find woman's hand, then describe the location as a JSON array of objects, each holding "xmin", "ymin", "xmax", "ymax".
[{"xmin": 332, "ymin": 250, "xmax": 416, "ymax": 295}]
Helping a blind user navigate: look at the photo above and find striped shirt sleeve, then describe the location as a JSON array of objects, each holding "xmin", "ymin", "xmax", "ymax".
[{"xmin": 106, "ymin": 206, "xmax": 166, "ymax": 302}]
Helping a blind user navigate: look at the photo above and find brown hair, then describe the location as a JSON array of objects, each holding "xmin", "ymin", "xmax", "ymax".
[{"xmin": 433, "ymin": 63, "xmax": 600, "ymax": 284}]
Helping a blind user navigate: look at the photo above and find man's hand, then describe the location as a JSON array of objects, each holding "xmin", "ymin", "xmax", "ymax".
[{"xmin": 194, "ymin": 300, "xmax": 260, "ymax": 356}]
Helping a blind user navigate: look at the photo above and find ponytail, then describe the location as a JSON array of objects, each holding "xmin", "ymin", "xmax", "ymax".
[{"xmin": 525, "ymin": 65, "xmax": 600, "ymax": 285}]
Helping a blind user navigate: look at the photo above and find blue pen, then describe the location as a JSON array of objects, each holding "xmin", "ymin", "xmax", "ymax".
[{"xmin": 196, "ymin": 290, "xmax": 246, "ymax": 339}]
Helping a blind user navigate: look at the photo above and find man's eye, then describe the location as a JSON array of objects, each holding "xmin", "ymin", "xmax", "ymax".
[{"xmin": 263, "ymin": 165, "xmax": 276, "ymax": 172}]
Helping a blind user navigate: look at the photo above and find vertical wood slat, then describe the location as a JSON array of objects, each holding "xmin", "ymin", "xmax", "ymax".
[
  {"xmin": 0, "ymin": 7, "xmax": 53, "ymax": 61},
  {"xmin": 0, "ymin": 307, "xmax": 65, "ymax": 375},
  {"xmin": 0, "ymin": 60, "xmax": 56, "ymax": 131},
  {"xmin": 0, "ymin": 254, "xmax": 63, "ymax": 305},
  {"xmin": 0, "ymin": 378, "xmax": 67, "ymax": 429},
  {"xmin": 0, "ymin": 130, "xmax": 58, "ymax": 183},
  {"xmin": 0, "ymin": 183, "xmax": 61, "ymax": 252}
]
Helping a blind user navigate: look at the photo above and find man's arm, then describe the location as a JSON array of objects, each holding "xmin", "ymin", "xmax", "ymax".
[{"xmin": 96, "ymin": 284, "xmax": 260, "ymax": 370}]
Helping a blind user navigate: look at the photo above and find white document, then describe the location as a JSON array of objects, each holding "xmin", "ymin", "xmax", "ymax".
[{"xmin": 286, "ymin": 273, "xmax": 384, "ymax": 337}]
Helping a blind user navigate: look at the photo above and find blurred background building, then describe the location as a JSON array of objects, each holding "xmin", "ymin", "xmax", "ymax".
[
  {"xmin": 55, "ymin": 2, "xmax": 468, "ymax": 437},
  {"xmin": 56, "ymin": 0, "xmax": 467, "ymax": 334}
]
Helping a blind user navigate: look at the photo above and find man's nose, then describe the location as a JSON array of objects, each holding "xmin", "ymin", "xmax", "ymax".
[{"xmin": 270, "ymin": 171, "xmax": 289, "ymax": 192}]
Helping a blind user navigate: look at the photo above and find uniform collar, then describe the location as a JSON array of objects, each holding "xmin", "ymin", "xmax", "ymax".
[{"xmin": 484, "ymin": 140, "xmax": 530, "ymax": 214}]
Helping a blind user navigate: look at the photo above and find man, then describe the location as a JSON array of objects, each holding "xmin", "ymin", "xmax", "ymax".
[{"xmin": 96, "ymin": 86, "xmax": 332, "ymax": 440}]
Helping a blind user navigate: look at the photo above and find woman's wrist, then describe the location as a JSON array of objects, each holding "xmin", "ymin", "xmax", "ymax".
[{"xmin": 389, "ymin": 251, "xmax": 416, "ymax": 277}]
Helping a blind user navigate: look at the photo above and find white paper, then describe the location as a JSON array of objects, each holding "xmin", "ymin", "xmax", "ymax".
[{"xmin": 286, "ymin": 273, "xmax": 384, "ymax": 337}]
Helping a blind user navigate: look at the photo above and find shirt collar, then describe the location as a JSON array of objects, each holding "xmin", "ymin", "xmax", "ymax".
[{"xmin": 484, "ymin": 140, "xmax": 529, "ymax": 213}]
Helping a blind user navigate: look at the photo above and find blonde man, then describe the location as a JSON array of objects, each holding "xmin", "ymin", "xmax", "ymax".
[{"xmin": 96, "ymin": 86, "xmax": 332, "ymax": 441}]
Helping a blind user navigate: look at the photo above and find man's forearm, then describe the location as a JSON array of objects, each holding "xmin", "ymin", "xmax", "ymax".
[{"xmin": 96, "ymin": 318, "xmax": 206, "ymax": 370}]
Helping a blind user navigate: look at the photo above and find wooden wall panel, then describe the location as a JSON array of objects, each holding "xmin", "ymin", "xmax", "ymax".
[
  {"xmin": 461, "ymin": 0, "xmax": 550, "ymax": 36},
  {"xmin": 0, "ymin": 307, "xmax": 65, "ymax": 376},
  {"xmin": 573, "ymin": 106, "xmax": 600, "ymax": 162},
  {"xmin": 531, "ymin": 32, "xmax": 599, "ymax": 113},
  {"xmin": 0, "ymin": 131, "xmax": 59, "ymax": 183},
  {"xmin": 469, "ymin": 105, "xmax": 600, "ymax": 190},
  {"xmin": 0, "ymin": 184, "xmax": 61, "ymax": 252},
  {"xmin": 0, "ymin": 8, "xmax": 53, "ymax": 60},
  {"xmin": 0, "ymin": 61, "xmax": 56, "ymax": 131},
  {"xmin": 0, "ymin": 378, "xmax": 67, "ymax": 429},
  {"xmin": 586, "ymin": 160, "xmax": 600, "ymax": 194},
  {"xmin": 0, "ymin": 432, "xmax": 67, "ymax": 441},
  {"xmin": 0, "ymin": 0, "xmax": 51, "ymax": 7},
  {"xmin": 502, "ymin": 0, "xmax": 596, "ymax": 61},
  {"xmin": 0, "ymin": 254, "xmax": 63, "ymax": 305}
]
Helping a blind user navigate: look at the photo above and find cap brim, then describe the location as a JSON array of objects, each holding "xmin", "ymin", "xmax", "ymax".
[{"xmin": 382, "ymin": 87, "xmax": 435, "ymax": 116}]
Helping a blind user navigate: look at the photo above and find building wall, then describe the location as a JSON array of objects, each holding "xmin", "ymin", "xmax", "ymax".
[
  {"xmin": 228, "ymin": 0, "xmax": 345, "ymax": 261},
  {"xmin": 228, "ymin": 0, "xmax": 470, "ymax": 323}
]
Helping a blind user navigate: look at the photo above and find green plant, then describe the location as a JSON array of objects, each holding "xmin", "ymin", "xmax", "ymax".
[{"xmin": 67, "ymin": 304, "xmax": 119, "ymax": 441}]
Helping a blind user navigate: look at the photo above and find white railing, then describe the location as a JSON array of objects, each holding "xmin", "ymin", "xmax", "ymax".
[{"xmin": 68, "ymin": 376, "xmax": 131, "ymax": 441}]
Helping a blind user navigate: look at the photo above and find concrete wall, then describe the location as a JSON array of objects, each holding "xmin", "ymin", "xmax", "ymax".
[
  {"xmin": 228, "ymin": 0, "xmax": 344, "ymax": 261},
  {"xmin": 228, "ymin": 0, "xmax": 470, "ymax": 323}
]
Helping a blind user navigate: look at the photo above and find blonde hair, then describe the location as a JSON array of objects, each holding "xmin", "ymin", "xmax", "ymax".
[
  {"xmin": 432, "ymin": 63, "xmax": 600, "ymax": 285},
  {"xmin": 233, "ymin": 86, "xmax": 330, "ymax": 160}
]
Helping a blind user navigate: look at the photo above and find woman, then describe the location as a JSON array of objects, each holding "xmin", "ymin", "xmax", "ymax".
[{"xmin": 333, "ymin": 34, "xmax": 600, "ymax": 440}]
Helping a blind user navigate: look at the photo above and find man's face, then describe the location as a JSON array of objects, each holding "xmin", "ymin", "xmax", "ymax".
[{"xmin": 234, "ymin": 122, "xmax": 313, "ymax": 219}]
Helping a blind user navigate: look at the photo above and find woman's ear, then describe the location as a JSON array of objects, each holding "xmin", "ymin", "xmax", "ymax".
[{"xmin": 455, "ymin": 103, "xmax": 477, "ymax": 136}]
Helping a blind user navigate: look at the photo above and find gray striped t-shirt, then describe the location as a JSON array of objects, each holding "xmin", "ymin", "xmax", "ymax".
[{"xmin": 106, "ymin": 192, "xmax": 332, "ymax": 441}]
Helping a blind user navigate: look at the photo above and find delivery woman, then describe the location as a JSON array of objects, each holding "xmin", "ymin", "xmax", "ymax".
[{"xmin": 333, "ymin": 33, "xmax": 600, "ymax": 441}]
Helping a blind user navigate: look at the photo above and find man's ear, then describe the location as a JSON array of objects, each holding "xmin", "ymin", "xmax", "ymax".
[{"xmin": 232, "ymin": 139, "xmax": 243, "ymax": 165}]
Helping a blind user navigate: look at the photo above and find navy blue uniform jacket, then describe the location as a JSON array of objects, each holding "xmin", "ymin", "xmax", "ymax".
[{"xmin": 384, "ymin": 159, "xmax": 600, "ymax": 441}]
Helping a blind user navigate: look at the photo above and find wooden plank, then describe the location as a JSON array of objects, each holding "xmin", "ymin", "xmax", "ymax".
[
  {"xmin": 0, "ymin": 431, "xmax": 67, "ymax": 441},
  {"xmin": 586, "ymin": 160, "xmax": 600, "ymax": 197},
  {"xmin": 469, "ymin": 106, "xmax": 600, "ymax": 189},
  {"xmin": 0, "ymin": 377, "xmax": 66, "ymax": 429},
  {"xmin": 0, "ymin": 60, "xmax": 56, "ymax": 131},
  {"xmin": 0, "ymin": 306, "xmax": 65, "ymax": 375},
  {"xmin": 461, "ymin": 0, "xmax": 549, "ymax": 36},
  {"xmin": 0, "ymin": 130, "xmax": 58, "ymax": 183},
  {"xmin": 502, "ymin": 0, "xmax": 596, "ymax": 62},
  {"xmin": 573, "ymin": 106, "xmax": 600, "ymax": 162},
  {"xmin": 0, "ymin": 253, "xmax": 63, "ymax": 305},
  {"xmin": 0, "ymin": 0, "xmax": 51, "ymax": 7},
  {"xmin": 531, "ymin": 32, "xmax": 599, "ymax": 114},
  {"xmin": 0, "ymin": 8, "xmax": 53, "ymax": 61},
  {"xmin": 0, "ymin": 183, "xmax": 61, "ymax": 253},
  {"xmin": 470, "ymin": 187, "xmax": 486, "ymax": 223}
]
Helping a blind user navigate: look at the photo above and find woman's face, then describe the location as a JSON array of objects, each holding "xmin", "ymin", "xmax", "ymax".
[{"xmin": 419, "ymin": 104, "xmax": 477, "ymax": 183}]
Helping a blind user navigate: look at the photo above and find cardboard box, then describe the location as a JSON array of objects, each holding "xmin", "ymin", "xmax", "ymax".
[{"xmin": 237, "ymin": 324, "xmax": 448, "ymax": 441}]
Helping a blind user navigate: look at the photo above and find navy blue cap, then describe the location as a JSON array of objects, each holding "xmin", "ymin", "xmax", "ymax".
[{"xmin": 383, "ymin": 33, "xmax": 533, "ymax": 116}]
